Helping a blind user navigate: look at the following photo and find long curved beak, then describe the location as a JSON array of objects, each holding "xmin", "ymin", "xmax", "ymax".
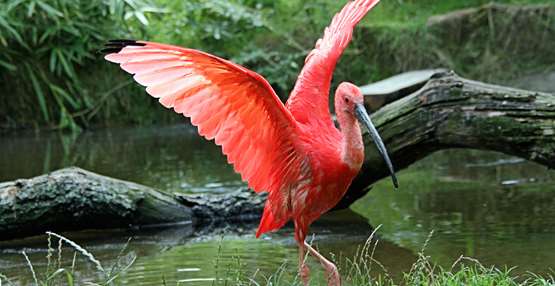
[{"xmin": 355, "ymin": 103, "xmax": 399, "ymax": 189}]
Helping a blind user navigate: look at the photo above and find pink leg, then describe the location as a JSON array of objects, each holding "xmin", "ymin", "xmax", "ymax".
[
  {"xmin": 295, "ymin": 222, "xmax": 311, "ymax": 285},
  {"xmin": 304, "ymin": 241, "xmax": 341, "ymax": 286},
  {"xmin": 298, "ymin": 243, "xmax": 310, "ymax": 286}
]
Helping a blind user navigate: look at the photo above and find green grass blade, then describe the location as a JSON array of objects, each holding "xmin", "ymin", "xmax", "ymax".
[
  {"xmin": 6, "ymin": 0, "xmax": 25, "ymax": 11},
  {"xmin": 0, "ymin": 59, "xmax": 16, "ymax": 71},
  {"xmin": 26, "ymin": 1, "xmax": 36, "ymax": 17},
  {"xmin": 56, "ymin": 49, "xmax": 76, "ymax": 78},
  {"xmin": 27, "ymin": 67, "xmax": 50, "ymax": 122},
  {"xmin": 0, "ymin": 17, "xmax": 25, "ymax": 48},
  {"xmin": 49, "ymin": 84, "xmax": 80, "ymax": 109},
  {"xmin": 36, "ymin": 1, "xmax": 63, "ymax": 17},
  {"xmin": 49, "ymin": 49, "xmax": 57, "ymax": 73}
]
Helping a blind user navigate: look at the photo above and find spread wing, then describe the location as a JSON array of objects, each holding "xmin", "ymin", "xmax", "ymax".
[
  {"xmin": 104, "ymin": 40, "xmax": 309, "ymax": 206},
  {"xmin": 286, "ymin": 0, "xmax": 380, "ymax": 127}
]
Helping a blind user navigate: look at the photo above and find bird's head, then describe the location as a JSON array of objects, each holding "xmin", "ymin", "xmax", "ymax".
[
  {"xmin": 336, "ymin": 82, "xmax": 365, "ymax": 113},
  {"xmin": 335, "ymin": 82, "xmax": 398, "ymax": 189}
]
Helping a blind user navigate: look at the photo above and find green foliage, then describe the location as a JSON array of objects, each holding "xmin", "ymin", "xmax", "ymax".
[
  {"xmin": 356, "ymin": 0, "xmax": 553, "ymax": 26},
  {"xmin": 0, "ymin": 0, "xmax": 161, "ymax": 130},
  {"xmin": 0, "ymin": 0, "xmax": 553, "ymax": 130},
  {"xmin": 0, "ymin": 232, "xmax": 135, "ymax": 286},
  {"xmin": 146, "ymin": 0, "xmax": 555, "ymax": 98},
  {"xmin": 147, "ymin": 0, "xmax": 312, "ymax": 96}
]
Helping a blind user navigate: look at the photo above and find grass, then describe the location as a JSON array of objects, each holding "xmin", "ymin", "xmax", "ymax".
[
  {"xmin": 1, "ymin": 231, "xmax": 554, "ymax": 286},
  {"xmin": 223, "ymin": 230, "xmax": 555, "ymax": 286},
  {"xmin": 0, "ymin": 232, "xmax": 135, "ymax": 286}
]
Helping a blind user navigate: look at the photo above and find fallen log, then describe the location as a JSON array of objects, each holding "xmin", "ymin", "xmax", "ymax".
[
  {"xmin": 0, "ymin": 167, "xmax": 193, "ymax": 240},
  {"xmin": 345, "ymin": 71, "xmax": 555, "ymax": 202},
  {"xmin": 1, "ymin": 72, "xmax": 553, "ymax": 240},
  {"xmin": 0, "ymin": 166, "xmax": 267, "ymax": 241},
  {"xmin": 359, "ymin": 69, "xmax": 448, "ymax": 111}
]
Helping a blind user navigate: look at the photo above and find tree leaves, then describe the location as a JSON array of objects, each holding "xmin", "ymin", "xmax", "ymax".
[{"xmin": 0, "ymin": 0, "xmax": 161, "ymax": 130}]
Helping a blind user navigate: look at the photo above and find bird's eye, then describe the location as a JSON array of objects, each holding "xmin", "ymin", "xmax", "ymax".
[{"xmin": 344, "ymin": 98, "xmax": 350, "ymax": 103}]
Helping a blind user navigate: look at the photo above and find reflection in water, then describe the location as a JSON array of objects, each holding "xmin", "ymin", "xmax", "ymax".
[
  {"xmin": 352, "ymin": 149, "xmax": 555, "ymax": 275},
  {"xmin": 1, "ymin": 125, "xmax": 555, "ymax": 284},
  {"xmin": 0, "ymin": 125, "xmax": 241, "ymax": 191},
  {"xmin": 0, "ymin": 211, "xmax": 413, "ymax": 285}
]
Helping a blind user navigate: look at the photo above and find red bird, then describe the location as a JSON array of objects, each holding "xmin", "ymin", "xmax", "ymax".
[{"xmin": 103, "ymin": 0, "xmax": 397, "ymax": 284}]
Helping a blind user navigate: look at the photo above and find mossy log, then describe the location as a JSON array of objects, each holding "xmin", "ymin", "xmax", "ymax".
[
  {"xmin": 0, "ymin": 168, "xmax": 193, "ymax": 240},
  {"xmin": 1, "ymin": 72, "xmax": 553, "ymax": 240},
  {"xmin": 345, "ymin": 71, "xmax": 555, "ymax": 203}
]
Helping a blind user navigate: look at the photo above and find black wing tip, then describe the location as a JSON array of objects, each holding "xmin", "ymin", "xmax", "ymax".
[{"xmin": 100, "ymin": 39, "xmax": 146, "ymax": 54}]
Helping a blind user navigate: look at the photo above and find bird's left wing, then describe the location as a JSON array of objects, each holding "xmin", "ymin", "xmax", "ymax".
[
  {"xmin": 286, "ymin": 0, "xmax": 380, "ymax": 127},
  {"xmin": 104, "ymin": 41, "xmax": 308, "ymax": 202}
]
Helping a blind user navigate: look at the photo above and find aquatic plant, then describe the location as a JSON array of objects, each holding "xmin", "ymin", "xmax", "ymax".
[
  {"xmin": 0, "ymin": 232, "xmax": 135, "ymax": 286},
  {"xmin": 217, "ymin": 233, "xmax": 555, "ymax": 286},
  {"xmin": 1, "ymin": 230, "xmax": 554, "ymax": 285}
]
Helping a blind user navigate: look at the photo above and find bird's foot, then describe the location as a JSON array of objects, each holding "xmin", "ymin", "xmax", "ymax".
[
  {"xmin": 324, "ymin": 263, "xmax": 341, "ymax": 286},
  {"xmin": 299, "ymin": 262, "xmax": 310, "ymax": 286},
  {"xmin": 302, "ymin": 240, "xmax": 341, "ymax": 286}
]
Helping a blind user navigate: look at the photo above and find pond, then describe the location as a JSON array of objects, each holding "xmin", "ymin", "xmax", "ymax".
[{"xmin": 0, "ymin": 125, "xmax": 554, "ymax": 285}]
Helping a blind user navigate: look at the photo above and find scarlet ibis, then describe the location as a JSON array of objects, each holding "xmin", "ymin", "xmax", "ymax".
[{"xmin": 103, "ymin": 0, "xmax": 397, "ymax": 284}]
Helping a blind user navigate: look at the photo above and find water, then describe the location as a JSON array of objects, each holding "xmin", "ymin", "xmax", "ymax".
[
  {"xmin": 0, "ymin": 125, "xmax": 241, "ymax": 191},
  {"xmin": 1, "ymin": 125, "xmax": 554, "ymax": 284}
]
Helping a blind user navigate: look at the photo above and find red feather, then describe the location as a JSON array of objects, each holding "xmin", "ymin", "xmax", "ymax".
[
  {"xmin": 104, "ymin": 0, "xmax": 382, "ymax": 242},
  {"xmin": 286, "ymin": 0, "xmax": 380, "ymax": 129},
  {"xmin": 106, "ymin": 42, "xmax": 310, "ymax": 235}
]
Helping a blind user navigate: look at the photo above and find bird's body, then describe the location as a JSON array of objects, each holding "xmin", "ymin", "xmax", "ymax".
[
  {"xmin": 104, "ymin": 0, "xmax": 397, "ymax": 284},
  {"xmin": 257, "ymin": 85, "xmax": 365, "ymax": 243}
]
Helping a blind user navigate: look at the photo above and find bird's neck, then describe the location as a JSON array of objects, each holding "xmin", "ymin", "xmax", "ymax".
[{"xmin": 337, "ymin": 110, "xmax": 364, "ymax": 171}]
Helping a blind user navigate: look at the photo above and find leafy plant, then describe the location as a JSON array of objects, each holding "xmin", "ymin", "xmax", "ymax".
[
  {"xmin": 1, "ymin": 0, "xmax": 552, "ymax": 130},
  {"xmin": 0, "ymin": 0, "xmax": 161, "ymax": 130},
  {"xmin": 0, "ymin": 232, "xmax": 135, "ymax": 286},
  {"xmin": 147, "ymin": 0, "xmax": 329, "ymax": 97}
]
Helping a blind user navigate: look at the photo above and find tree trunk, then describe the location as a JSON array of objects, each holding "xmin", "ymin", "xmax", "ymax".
[
  {"xmin": 345, "ymin": 71, "xmax": 555, "ymax": 202},
  {"xmin": 1, "ymin": 72, "xmax": 553, "ymax": 240},
  {"xmin": 0, "ymin": 167, "xmax": 266, "ymax": 241},
  {"xmin": 0, "ymin": 168, "xmax": 193, "ymax": 240}
]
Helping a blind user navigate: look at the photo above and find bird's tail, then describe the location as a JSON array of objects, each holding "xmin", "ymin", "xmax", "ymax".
[{"xmin": 256, "ymin": 203, "xmax": 288, "ymax": 238}]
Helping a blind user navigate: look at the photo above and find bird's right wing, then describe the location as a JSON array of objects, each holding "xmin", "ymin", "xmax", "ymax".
[
  {"xmin": 286, "ymin": 0, "xmax": 380, "ymax": 126},
  {"xmin": 104, "ymin": 41, "xmax": 310, "ymax": 215}
]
